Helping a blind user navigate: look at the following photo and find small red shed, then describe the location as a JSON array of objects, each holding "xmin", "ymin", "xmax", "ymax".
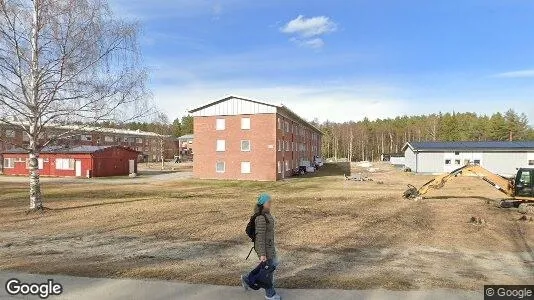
[{"xmin": 1, "ymin": 146, "xmax": 139, "ymax": 177}]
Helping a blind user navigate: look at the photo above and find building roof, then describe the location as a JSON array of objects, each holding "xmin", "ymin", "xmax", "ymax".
[
  {"xmin": 3, "ymin": 145, "xmax": 139, "ymax": 154},
  {"xmin": 177, "ymin": 134, "xmax": 194, "ymax": 140},
  {"xmin": 0, "ymin": 121, "xmax": 167, "ymax": 138},
  {"xmin": 403, "ymin": 141, "xmax": 534, "ymax": 152},
  {"xmin": 188, "ymin": 96, "xmax": 323, "ymax": 135}
]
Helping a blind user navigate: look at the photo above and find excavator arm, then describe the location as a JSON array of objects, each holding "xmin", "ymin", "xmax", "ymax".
[{"xmin": 403, "ymin": 164, "xmax": 515, "ymax": 199}]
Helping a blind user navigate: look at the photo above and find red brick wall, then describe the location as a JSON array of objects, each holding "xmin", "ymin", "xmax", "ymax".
[
  {"xmin": 193, "ymin": 114, "xmax": 277, "ymax": 181},
  {"xmin": 274, "ymin": 115, "xmax": 322, "ymax": 180}
]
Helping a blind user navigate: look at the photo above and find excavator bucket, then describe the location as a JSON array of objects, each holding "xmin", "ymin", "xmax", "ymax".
[{"xmin": 403, "ymin": 184, "xmax": 420, "ymax": 199}]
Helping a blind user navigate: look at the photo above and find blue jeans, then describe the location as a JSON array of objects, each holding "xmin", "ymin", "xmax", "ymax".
[{"xmin": 264, "ymin": 258, "xmax": 279, "ymax": 297}]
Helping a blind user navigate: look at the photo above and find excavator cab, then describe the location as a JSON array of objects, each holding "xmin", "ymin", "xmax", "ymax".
[{"xmin": 514, "ymin": 168, "xmax": 534, "ymax": 197}]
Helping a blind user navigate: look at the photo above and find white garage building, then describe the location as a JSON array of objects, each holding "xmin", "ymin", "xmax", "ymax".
[{"xmin": 403, "ymin": 141, "xmax": 534, "ymax": 177}]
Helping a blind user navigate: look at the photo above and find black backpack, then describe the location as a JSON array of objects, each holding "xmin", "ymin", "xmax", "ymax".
[{"xmin": 245, "ymin": 213, "xmax": 269, "ymax": 259}]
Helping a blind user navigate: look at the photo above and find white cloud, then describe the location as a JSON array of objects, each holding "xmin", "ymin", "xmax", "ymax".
[
  {"xmin": 281, "ymin": 15, "xmax": 337, "ymax": 37},
  {"xmin": 493, "ymin": 69, "xmax": 534, "ymax": 78},
  {"xmin": 281, "ymin": 15, "xmax": 337, "ymax": 48}
]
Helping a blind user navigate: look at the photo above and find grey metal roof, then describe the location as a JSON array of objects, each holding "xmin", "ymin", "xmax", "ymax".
[
  {"xmin": 177, "ymin": 134, "xmax": 194, "ymax": 140},
  {"xmin": 404, "ymin": 141, "xmax": 534, "ymax": 152},
  {"xmin": 3, "ymin": 145, "xmax": 137, "ymax": 154}
]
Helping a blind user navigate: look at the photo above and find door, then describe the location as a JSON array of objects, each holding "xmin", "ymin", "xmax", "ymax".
[
  {"xmin": 515, "ymin": 169, "xmax": 534, "ymax": 197},
  {"xmin": 75, "ymin": 160, "xmax": 82, "ymax": 177},
  {"xmin": 129, "ymin": 160, "xmax": 135, "ymax": 174}
]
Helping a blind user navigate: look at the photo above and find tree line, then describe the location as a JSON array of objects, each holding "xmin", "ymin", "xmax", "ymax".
[{"xmin": 316, "ymin": 109, "xmax": 533, "ymax": 161}]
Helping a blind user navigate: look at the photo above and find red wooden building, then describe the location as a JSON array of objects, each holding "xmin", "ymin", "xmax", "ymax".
[{"xmin": 1, "ymin": 146, "xmax": 139, "ymax": 177}]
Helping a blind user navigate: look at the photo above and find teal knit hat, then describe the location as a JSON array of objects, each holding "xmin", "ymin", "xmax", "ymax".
[{"xmin": 257, "ymin": 193, "xmax": 271, "ymax": 206}]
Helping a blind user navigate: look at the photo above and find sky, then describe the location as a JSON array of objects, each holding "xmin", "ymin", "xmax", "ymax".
[{"xmin": 110, "ymin": 0, "xmax": 534, "ymax": 123}]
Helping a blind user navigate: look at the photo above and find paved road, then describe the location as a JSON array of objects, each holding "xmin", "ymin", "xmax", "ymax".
[
  {"xmin": 0, "ymin": 272, "xmax": 482, "ymax": 300},
  {"xmin": 0, "ymin": 171, "xmax": 192, "ymax": 185}
]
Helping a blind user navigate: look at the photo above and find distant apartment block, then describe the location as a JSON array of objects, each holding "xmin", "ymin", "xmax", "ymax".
[
  {"xmin": 0, "ymin": 124, "xmax": 176, "ymax": 165},
  {"xmin": 189, "ymin": 96, "xmax": 322, "ymax": 181}
]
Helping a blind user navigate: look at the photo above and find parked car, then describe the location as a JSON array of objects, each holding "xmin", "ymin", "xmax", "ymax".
[
  {"xmin": 314, "ymin": 156, "xmax": 324, "ymax": 167},
  {"xmin": 300, "ymin": 161, "xmax": 315, "ymax": 173}
]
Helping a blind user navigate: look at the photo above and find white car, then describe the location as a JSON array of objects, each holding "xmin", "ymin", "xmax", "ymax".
[{"xmin": 300, "ymin": 161, "xmax": 316, "ymax": 173}]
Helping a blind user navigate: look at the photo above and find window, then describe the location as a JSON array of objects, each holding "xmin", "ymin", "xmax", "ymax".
[
  {"xmin": 216, "ymin": 118, "xmax": 225, "ymax": 130},
  {"xmin": 3, "ymin": 158, "xmax": 14, "ymax": 168},
  {"xmin": 104, "ymin": 136, "xmax": 114, "ymax": 142},
  {"xmin": 277, "ymin": 161, "xmax": 281, "ymax": 173},
  {"xmin": 241, "ymin": 140, "xmax": 251, "ymax": 151},
  {"xmin": 25, "ymin": 158, "xmax": 44, "ymax": 170},
  {"xmin": 241, "ymin": 117, "xmax": 251, "ymax": 130},
  {"xmin": 285, "ymin": 161, "xmax": 289, "ymax": 172},
  {"xmin": 285, "ymin": 121, "xmax": 289, "ymax": 132},
  {"xmin": 216, "ymin": 140, "xmax": 226, "ymax": 152},
  {"xmin": 241, "ymin": 162, "xmax": 251, "ymax": 174},
  {"xmin": 454, "ymin": 151, "xmax": 460, "ymax": 155},
  {"xmin": 5, "ymin": 130, "xmax": 15, "ymax": 138},
  {"xmin": 56, "ymin": 158, "xmax": 75, "ymax": 170},
  {"xmin": 285, "ymin": 141, "xmax": 289, "ymax": 151},
  {"xmin": 278, "ymin": 140, "xmax": 281, "ymax": 152},
  {"xmin": 216, "ymin": 161, "xmax": 225, "ymax": 173},
  {"xmin": 277, "ymin": 118, "xmax": 281, "ymax": 129},
  {"xmin": 474, "ymin": 159, "xmax": 481, "ymax": 165},
  {"xmin": 14, "ymin": 157, "xmax": 25, "ymax": 163},
  {"xmin": 529, "ymin": 160, "xmax": 534, "ymax": 166},
  {"xmin": 136, "ymin": 138, "xmax": 143, "ymax": 144},
  {"xmin": 445, "ymin": 159, "xmax": 452, "ymax": 165},
  {"xmin": 80, "ymin": 134, "xmax": 92, "ymax": 141},
  {"xmin": 455, "ymin": 159, "xmax": 461, "ymax": 165}
]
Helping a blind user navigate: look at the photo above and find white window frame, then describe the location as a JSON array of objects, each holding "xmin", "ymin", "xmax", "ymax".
[
  {"xmin": 56, "ymin": 158, "xmax": 75, "ymax": 170},
  {"xmin": 80, "ymin": 134, "xmax": 92, "ymax": 141},
  {"xmin": 285, "ymin": 161, "xmax": 289, "ymax": 172},
  {"xmin": 104, "ymin": 136, "xmax": 114, "ymax": 142},
  {"xmin": 216, "ymin": 140, "xmax": 226, "ymax": 152},
  {"xmin": 277, "ymin": 140, "xmax": 281, "ymax": 152},
  {"xmin": 241, "ymin": 161, "xmax": 251, "ymax": 174},
  {"xmin": 241, "ymin": 140, "xmax": 251, "ymax": 152},
  {"xmin": 216, "ymin": 118, "xmax": 226, "ymax": 131},
  {"xmin": 241, "ymin": 117, "xmax": 251, "ymax": 130},
  {"xmin": 277, "ymin": 118, "xmax": 281, "ymax": 129},
  {"xmin": 5, "ymin": 129, "xmax": 15, "ymax": 138},
  {"xmin": 3, "ymin": 158, "xmax": 15, "ymax": 168},
  {"xmin": 277, "ymin": 161, "xmax": 281, "ymax": 174},
  {"xmin": 216, "ymin": 161, "xmax": 225, "ymax": 173}
]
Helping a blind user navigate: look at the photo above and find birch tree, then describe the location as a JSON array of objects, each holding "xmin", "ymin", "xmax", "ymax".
[{"xmin": 0, "ymin": 0, "xmax": 149, "ymax": 211}]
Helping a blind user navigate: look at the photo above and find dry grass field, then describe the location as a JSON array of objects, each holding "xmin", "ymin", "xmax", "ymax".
[{"xmin": 0, "ymin": 163, "xmax": 532, "ymax": 290}]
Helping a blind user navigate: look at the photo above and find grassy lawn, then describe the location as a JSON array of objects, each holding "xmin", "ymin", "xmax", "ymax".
[{"xmin": 0, "ymin": 163, "xmax": 532, "ymax": 290}]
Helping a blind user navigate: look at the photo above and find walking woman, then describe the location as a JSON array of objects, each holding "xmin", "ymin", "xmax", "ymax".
[{"xmin": 241, "ymin": 193, "xmax": 281, "ymax": 300}]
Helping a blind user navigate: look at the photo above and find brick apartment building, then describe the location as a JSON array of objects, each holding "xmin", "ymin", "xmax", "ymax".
[
  {"xmin": 189, "ymin": 96, "xmax": 322, "ymax": 181},
  {"xmin": 0, "ymin": 124, "xmax": 176, "ymax": 172}
]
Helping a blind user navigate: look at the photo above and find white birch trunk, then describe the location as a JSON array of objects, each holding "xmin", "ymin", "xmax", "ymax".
[{"xmin": 28, "ymin": 150, "xmax": 43, "ymax": 210}]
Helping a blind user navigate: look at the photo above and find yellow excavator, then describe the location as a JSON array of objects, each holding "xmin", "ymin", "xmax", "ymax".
[{"xmin": 403, "ymin": 164, "xmax": 534, "ymax": 203}]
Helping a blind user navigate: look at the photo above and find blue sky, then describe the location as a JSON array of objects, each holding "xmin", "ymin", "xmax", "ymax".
[{"xmin": 111, "ymin": 0, "xmax": 534, "ymax": 122}]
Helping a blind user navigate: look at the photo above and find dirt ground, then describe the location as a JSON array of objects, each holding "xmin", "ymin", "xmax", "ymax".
[{"xmin": 0, "ymin": 163, "xmax": 532, "ymax": 290}]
